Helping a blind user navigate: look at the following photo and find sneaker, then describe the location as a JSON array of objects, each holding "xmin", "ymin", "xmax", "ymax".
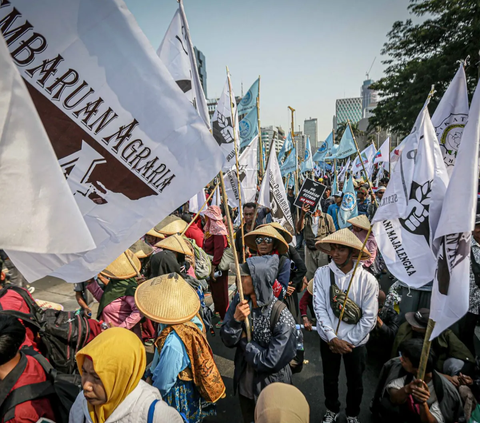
[
  {"xmin": 347, "ymin": 416, "xmax": 360, "ymax": 423},
  {"xmin": 322, "ymin": 410, "xmax": 339, "ymax": 423},
  {"xmin": 27, "ymin": 286, "xmax": 35, "ymax": 294}
]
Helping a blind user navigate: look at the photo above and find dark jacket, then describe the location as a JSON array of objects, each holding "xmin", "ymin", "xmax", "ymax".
[
  {"xmin": 368, "ymin": 306, "xmax": 399, "ymax": 358},
  {"xmin": 283, "ymin": 246, "xmax": 307, "ymax": 323},
  {"xmin": 371, "ymin": 358, "xmax": 465, "ymax": 423},
  {"xmin": 220, "ymin": 255, "xmax": 297, "ymax": 399},
  {"xmin": 392, "ymin": 323, "xmax": 474, "ymax": 373}
]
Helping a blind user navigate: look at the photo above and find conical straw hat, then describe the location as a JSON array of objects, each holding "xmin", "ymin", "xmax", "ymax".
[
  {"xmin": 155, "ymin": 215, "xmax": 187, "ymax": 236},
  {"xmin": 129, "ymin": 240, "xmax": 153, "ymax": 259},
  {"xmin": 307, "ymin": 279, "xmax": 314, "ymax": 295},
  {"xmin": 101, "ymin": 249, "xmax": 141, "ymax": 279},
  {"xmin": 146, "ymin": 228, "xmax": 165, "ymax": 239},
  {"xmin": 347, "ymin": 215, "xmax": 371, "ymax": 231},
  {"xmin": 257, "ymin": 222, "xmax": 293, "ymax": 244},
  {"xmin": 315, "ymin": 228, "xmax": 371, "ymax": 260},
  {"xmin": 154, "ymin": 234, "xmax": 194, "ymax": 256},
  {"xmin": 244, "ymin": 225, "xmax": 289, "ymax": 255},
  {"xmin": 135, "ymin": 273, "xmax": 200, "ymax": 324}
]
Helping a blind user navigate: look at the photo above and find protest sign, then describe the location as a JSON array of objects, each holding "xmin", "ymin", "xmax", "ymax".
[{"xmin": 294, "ymin": 178, "xmax": 326, "ymax": 211}]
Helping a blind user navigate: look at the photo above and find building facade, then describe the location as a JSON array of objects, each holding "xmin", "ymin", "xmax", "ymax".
[
  {"xmin": 361, "ymin": 79, "xmax": 379, "ymax": 119},
  {"xmin": 193, "ymin": 47, "xmax": 207, "ymax": 99},
  {"xmin": 304, "ymin": 118, "xmax": 318, "ymax": 150},
  {"xmin": 335, "ymin": 97, "xmax": 363, "ymax": 128},
  {"xmin": 262, "ymin": 126, "xmax": 285, "ymax": 156},
  {"xmin": 207, "ymin": 96, "xmax": 242, "ymax": 120}
]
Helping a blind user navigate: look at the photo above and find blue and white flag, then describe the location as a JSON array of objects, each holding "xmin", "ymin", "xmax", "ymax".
[
  {"xmin": 313, "ymin": 131, "xmax": 333, "ymax": 162},
  {"xmin": 238, "ymin": 78, "xmax": 259, "ymax": 116},
  {"xmin": 278, "ymin": 132, "xmax": 294, "ymax": 164},
  {"xmin": 331, "ymin": 172, "xmax": 338, "ymax": 195},
  {"xmin": 301, "ymin": 136, "xmax": 314, "ymax": 173},
  {"xmin": 280, "ymin": 148, "xmax": 297, "ymax": 177},
  {"xmin": 337, "ymin": 174, "xmax": 358, "ymax": 228},
  {"xmin": 333, "ymin": 126, "xmax": 356, "ymax": 159},
  {"xmin": 239, "ymin": 106, "xmax": 258, "ymax": 149}
]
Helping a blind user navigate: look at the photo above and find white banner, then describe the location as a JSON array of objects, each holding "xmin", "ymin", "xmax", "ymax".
[
  {"xmin": 2, "ymin": 0, "xmax": 223, "ymax": 282},
  {"xmin": 238, "ymin": 135, "xmax": 258, "ymax": 203},
  {"xmin": 0, "ymin": 36, "xmax": 95, "ymax": 255},
  {"xmin": 189, "ymin": 189, "xmax": 206, "ymax": 214},
  {"xmin": 224, "ymin": 168, "xmax": 244, "ymax": 209},
  {"xmin": 374, "ymin": 138, "xmax": 390, "ymax": 165}
]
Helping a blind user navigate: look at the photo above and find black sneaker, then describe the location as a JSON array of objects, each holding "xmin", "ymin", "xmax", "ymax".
[{"xmin": 322, "ymin": 409, "xmax": 339, "ymax": 423}]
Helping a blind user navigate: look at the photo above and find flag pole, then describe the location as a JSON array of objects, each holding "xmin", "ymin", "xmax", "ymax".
[
  {"xmin": 288, "ymin": 106, "xmax": 299, "ymax": 224},
  {"xmin": 181, "ymin": 182, "xmax": 220, "ymax": 236},
  {"xmin": 219, "ymin": 170, "xmax": 251, "ymax": 341},
  {"xmin": 335, "ymin": 226, "xmax": 371, "ymax": 334},
  {"xmin": 226, "ymin": 67, "xmax": 246, "ymax": 263},
  {"xmin": 257, "ymin": 76, "xmax": 264, "ymax": 177},
  {"xmin": 388, "ymin": 136, "xmax": 391, "ymax": 176},
  {"xmin": 417, "ymin": 319, "xmax": 436, "ymax": 381}
]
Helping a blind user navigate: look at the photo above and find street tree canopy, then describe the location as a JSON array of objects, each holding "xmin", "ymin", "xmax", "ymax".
[{"xmin": 370, "ymin": 0, "xmax": 480, "ymax": 135}]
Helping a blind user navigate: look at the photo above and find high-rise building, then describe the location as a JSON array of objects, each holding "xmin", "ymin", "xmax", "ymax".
[
  {"xmin": 294, "ymin": 131, "xmax": 306, "ymax": 159},
  {"xmin": 262, "ymin": 126, "xmax": 285, "ymax": 156},
  {"xmin": 361, "ymin": 79, "xmax": 379, "ymax": 118},
  {"xmin": 335, "ymin": 97, "xmax": 363, "ymax": 128},
  {"xmin": 207, "ymin": 96, "xmax": 242, "ymax": 120},
  {"xmin": 193, "ymin": 47, "xmax": 207, "ymax": 98},
  {"xmin": 304, "ymin": 118, "xmax": 318, "ymax": 150}
]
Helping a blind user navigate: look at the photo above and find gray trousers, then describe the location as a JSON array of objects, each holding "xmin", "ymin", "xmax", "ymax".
[{"xmin": 304, "ymin": 247, "xmax": 329, "ymax": 280}]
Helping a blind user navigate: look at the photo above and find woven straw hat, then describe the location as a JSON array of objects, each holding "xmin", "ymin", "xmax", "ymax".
[
  {"xmin": 135, "ymin": 273, "xmax": 200, "ymax": 324},
  {"xmin": 244, "ymin": 225, "xmax": 289, "ymax": 255},
  {"xmin": 307, "ymin": 279, "xmax": 314, "ymax": 295},
  {"xmin": 146, "ymin": 228, "xmax": 165, "ymax": 239},
  {"xmin": 155, "ymin": 215, "xmax": 187, "ymax": 236},
  {"xmin": 101, "ymin": 249, "xmax": 141, "ymax": 279},
  {"xmin": 257, "ymin": 222, "xmax": 293, "ymax": 244},
  {"xmin": 315, "ymin": 228, "xmax": 371, "ymax": 260},
  {"xmin": 129, "ymin": 240, "xmax": 153, "ymax": 259},
  {"xmin": 347, "ymin": 215, "xmax": 371, "ymax": 231},
  {"xmin": 154, "ymin": 234, "xmax": 194, "ymax": 256}
]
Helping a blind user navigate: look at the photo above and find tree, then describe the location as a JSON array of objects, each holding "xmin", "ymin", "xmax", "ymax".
[
  {"xmin": 335, "ymin": 121, "xmax": 363, "ymax": 141},
  {"xmin": 370, "ymin": 0, "xmax": 480, "ymax": 135}
]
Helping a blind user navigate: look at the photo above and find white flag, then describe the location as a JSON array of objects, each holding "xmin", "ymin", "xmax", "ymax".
[
  {"xmin": 224, "ymin": 168, "xmax": 244, "ymax": 208},
  {"xmin": 237, "ymin": 135, "xmax": 258, "ymax": 203},
  {"xmin": 189, "ymin": 189, "xmax": 206, "ymax": 214},
  {"xmin": 374, "ymin": 138, "xmax": 390, "ymax": 165},
  {"xmin": 351, "ymin": 143, "xmax": 377, "ymax": 179},
  {"xmin": 337, "ymin": 158, "xmax": 350, "ymax": 183},
  {"xmin": 212, "ymin": 185, "xmax": 221, "ymax": 207},
  {"xmin": 430, "ymin": 79, "xmax": 480, "ymax": 339},
  {"xmin": 157, "ymin": 0, "xmax": 210, "ymax": 129},
  {"xmin": 0, "ymin": 36, "xmax": 95, "ymax": 256},
  {"xmin": 2, "ymin": 0, "xmax": 223, "ymax": 282},
  {"xmin": 431, "ymin": 63, "xmax": 469, "ymax": 176},
  {"xmin": 373, "ymin": 107, "xmax": 448, "ymax": 287},
  {"xmin": 212, "ymin": 77, "xmax": 239, "ymax": 170},
  {"xmin": 258, "ymin": 141, "xmax": 295, "ymax": 238}
]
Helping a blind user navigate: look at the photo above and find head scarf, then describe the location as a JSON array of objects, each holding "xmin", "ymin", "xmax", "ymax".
[
  {"xmin": 255, "ymin": 382, "xmax": 310, "ymax": 423},
  {"xmin": 76, "ymin": 327, "xmax": 146, "ymax": 423},
  {"xmin": 203, "ymin": 205, "xmax": 228, "ymax": 236},
  {"xmin": 96, "ymin": 278, "xmax": 137, "ymax": 320}
]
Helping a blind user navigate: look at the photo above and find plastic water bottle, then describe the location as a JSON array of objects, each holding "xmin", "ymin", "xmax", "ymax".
[
  {"xmin": 214, "ymin": 270, "xmax": 223, "ymax": 278},
  {"xmin": 295, "ymin": 325, "xmax": 304, "ymax": 351}
]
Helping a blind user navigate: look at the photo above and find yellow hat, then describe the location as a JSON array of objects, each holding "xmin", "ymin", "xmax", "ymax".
[
  {"xmin": 154, "ymin": 234, "xmax": 194, "ymax": 256},
  {"xmin": 146, "ymin": 228, "xmax": 165, "ymax": 239},
  {"xmin": 244, "ymin": 225, "xmax": 289, "ymax": 255},
  {"xmin": 101, "ymin": 249, "xmax": 141, "ymax": 279},
  {"xmin": 155, "ymin": 215, "xmax": 187, "ymax": 236},
  {"xmin": 257, "ymin": 222, "xmax": 293, "ymax": 244},
  {"xmin": 347, "ymin": 215, "xmax": 371, "ymax": 231},
  {"xmin": 135, "ymin": 273, "xmax": 200, "ymax": 324},
  {"xmin": 129, "ymin": 239, "xmax": 154, "ymax": 258},
  {"xmin": 315, "ymin": 228, "xmax": 371, "ymax": 260}
]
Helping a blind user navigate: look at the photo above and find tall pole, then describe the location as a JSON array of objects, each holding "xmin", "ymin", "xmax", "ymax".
[
  {"xmin": 219, "ymin": 171, "xmax": 251, "ymax": 341},
  {"xmin": 226, "ymin": 67, "xmax": 245, "ymax": 262},
  {"xmin": 257, "ymin": 76, "xmax": 263, "ymax": 177},
  {"xmin": 417, "ymin": 319, "xmax": 435, "ymax": 381},
  {"xmin": 288, "ymin": 106, "xmax": 299, "ymax": 223}
]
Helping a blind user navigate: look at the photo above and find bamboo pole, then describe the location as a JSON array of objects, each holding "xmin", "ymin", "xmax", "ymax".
[
  {"xmin": 335, "ymin": 226, "xmax": 372, "ymax": 334},
  {"xmin": 226, "ymin": 67, "xmax": 245, "ymax": 262},
  {"xmin": 257, "ymin": 76, "xmax": 264, "ymax": 177},
  {"xmin": 219, "ymin": 170, "xmax": 251, "ymax": 341},
  {"xmin": 124, "ymin": 251, "xmax": 140, "ymax": 278},
  {"xmin": 417, "ymin": 319, "xmax": 436, "ymax": 381},
  {"xmin": 181, "ymin": 182, "xmax": 220, "ymax": 236},
  {"xmin": 288, "ymin": 106, "xmax": 299, "ymax": 225}
]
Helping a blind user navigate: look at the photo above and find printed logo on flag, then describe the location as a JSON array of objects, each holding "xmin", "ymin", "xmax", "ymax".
[
  {"xmin": 240, "ymin": 91, "xmax": 252, "ymax": 106},
  {"xmin": 435, "ymin": 113, "xmax": 468, "ymax": 167},
  {"xmin": 212, "ymin": 111, "xmax": 235, "ymax": 146},
  {"xmin": 239, "ymin": 119, "xmax": 253, "ymax": 139},
  {"xmin": 341, "ymin": 192, "xmax": 356, "ymax": 212},
  {"xmin": 437, "ymin": 233, "xmax": 471, "ymax": 294}
]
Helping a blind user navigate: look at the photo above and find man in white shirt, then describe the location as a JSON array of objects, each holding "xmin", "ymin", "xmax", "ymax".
[{"xmin": 313, "ymin": 229, "xmax": 379, "ymax": 423}]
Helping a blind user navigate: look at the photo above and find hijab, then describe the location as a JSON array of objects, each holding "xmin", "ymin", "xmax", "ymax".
[
  {"xmin": 76, "ymin": 327, "xmax": 146, "ymax": 423},
  {"xmin": 96, "ymin": 278, "xmax": 137, "ymax": 319},
  {"xmin": 203, "ymin": 205, "xmax": 228, "ymax": 237}
]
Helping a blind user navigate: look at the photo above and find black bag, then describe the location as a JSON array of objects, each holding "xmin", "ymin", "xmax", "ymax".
[
  {"xmin": 270, "ymin": 300, "xmax": 304, "ymax": 374},
  {"xmin": 0, "ymin": 304, "xmax": 92, "ymax": 374},
  {"xmin": 329, "ymin": 270, "xmax": 362, "ymax": 325},
  {"xmin": 0, "ymin": 348, "xmax": 81, "ymax": 423}
]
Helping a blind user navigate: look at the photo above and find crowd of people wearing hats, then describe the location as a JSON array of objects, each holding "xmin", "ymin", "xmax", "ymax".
[{"xmin": 2, "ymin": 176, "xmax": 480, "ymax": 423}]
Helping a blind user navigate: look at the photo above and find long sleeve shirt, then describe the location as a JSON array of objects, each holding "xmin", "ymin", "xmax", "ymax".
[
  {"xmin": 203, "ymin": 234, "xmax": 227, "ymax": 267},
  {"xmin": 313, "ymin": 261, "xmax": 379, "ymax": 346},
  {"xmin": 352, "ymin": 229, "xmax": 377, "ymax": 269}
]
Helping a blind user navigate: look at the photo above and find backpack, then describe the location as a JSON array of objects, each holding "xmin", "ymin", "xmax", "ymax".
[
  {"xmin": 0, "ymin": 286, "xmax": 93, "ymax": 374},
  {"xmin": 0, "ymin": 348, "xmax": 81, "ymax": 423},
  {"xmin": 190, "ymin": 239, "xmax": 212, "ymax": 280},
  {"xmin": 270, "ymin": 300, "xmax": 304, "ymax": 374}
]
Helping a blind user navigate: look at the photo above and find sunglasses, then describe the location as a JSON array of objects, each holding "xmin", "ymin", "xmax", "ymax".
[{"xmin": 255, "ymin": 236, "xmax": 274, "ymax": 245}]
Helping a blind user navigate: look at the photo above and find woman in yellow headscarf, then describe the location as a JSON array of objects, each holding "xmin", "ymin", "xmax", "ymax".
[{"xmin": 69, "ymin": 327, "xmax": 183, "ymax": 423}]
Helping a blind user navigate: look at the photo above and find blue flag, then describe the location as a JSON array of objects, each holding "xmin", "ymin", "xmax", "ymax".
[
  {"xmin": 301, "ymin": 136, "xmax": 314, "ymax": 173},
  {"xmin": 238, "ymin": 78, "xmax": 259, "ymax": 116},
  {"xmin": 337, "ymin": 174, "xmax": 358, "ymax": 228},
  {"xmin": 332, "ymin": 126, "xmax": 356, "ymax": 159},
  {"xmin": 278, "ymin": 132, "xmax": 294, "ymax": 164},
  {"xmin": 239, "ymin": 107, "xmax": 258, "ymax": 149},
  {"xmin": 331, "ymin": 172, "xmax": 338, "ymax": 195},
  {"xmin": 313, "ymin": 131, "xmax": 333, "ymax": 162},
  {"xmin": 280, "ymin": 147, "xmax": 297, "ymax": 177}
]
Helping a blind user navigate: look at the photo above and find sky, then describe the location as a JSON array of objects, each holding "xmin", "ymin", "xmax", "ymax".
[{"xmin": 124, "ymin": 0, "xmax": 414, "ymax": 144}]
